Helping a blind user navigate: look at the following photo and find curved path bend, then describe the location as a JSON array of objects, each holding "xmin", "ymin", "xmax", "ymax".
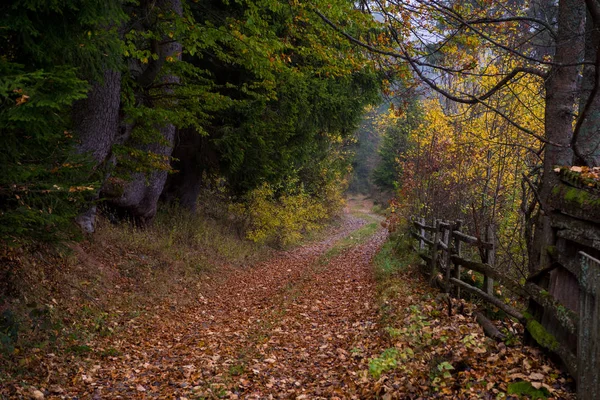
[{"xmin": 87, "ymin": 214, "xmax": 387, "ymax": 399}]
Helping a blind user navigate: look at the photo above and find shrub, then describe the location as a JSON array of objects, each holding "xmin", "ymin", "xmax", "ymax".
[{"xmin": 232, "ymin": 183, "xmax": 332, "ymax": 247}]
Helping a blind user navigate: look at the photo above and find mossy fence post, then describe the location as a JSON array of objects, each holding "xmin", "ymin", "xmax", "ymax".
[{"xmin": 419, "ymin": 217, "xmax": 425, "ymax": 251}]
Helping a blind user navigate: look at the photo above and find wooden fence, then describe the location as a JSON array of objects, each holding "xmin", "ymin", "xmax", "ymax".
[{"xmin": 410, "ymin": 213, "xmax": 599, "ymax": 399}]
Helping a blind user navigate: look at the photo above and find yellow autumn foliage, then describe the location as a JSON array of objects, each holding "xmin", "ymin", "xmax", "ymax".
[
  {"xmin": 232, "ymin": 183, "xmax": 333, "ymax": 247},
  {"xmin": 396, "ymin": 62, "xmax": 543, "ymax": 267}
]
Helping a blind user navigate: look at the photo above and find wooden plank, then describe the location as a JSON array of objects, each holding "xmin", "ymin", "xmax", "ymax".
[
  {"xmin": 555, "ymin": 250, "xmax": 581, "ymax": 280},
  {"xmin": 411, "ymin": 231, "xmax": 433, "ymax": 246},
  {"xmin": 449, "ymin": 278, "xmax": 524, "ymax": 321},
  {"xmin": 525, "ymin": 282, "xmax": 577, "ymax": 334},
  {"xmin": 450, "ymin": 255, "xmax": 578, "ymax": 332},
  {"xmin": 551, "ymin": 213, "xmax": 600, "ymax": 244},
  {"xmin": 450, "ymin": 256, "xmax": 527, "ymax": 296},
  {"xmin": 557, "ymin": 229, "xmax": 600, "ymax": 252},
  {"xmin": 548, "ymin": 182, "xmax": 600, "ymax": 224},
  {"xmin": 474, "ymin": 310, "xmax": 505, "ymax": 341},
  {"xmin": 578, "ymin": 252, "xmax": 600, "ymax": 400},
  {"xmin": 438, "ymin": 239, "xmax": 448, "ymax": 251},
  {"xmin": 438, "ymin": 221, "xmax": 453, "ymax": 229},
  {"xmin": 483, "ymin": 225, "xmax": 495, "ymax": 296},
  {"xmin": 419, "ymin": 217, "xmax": 425, "ymax": 251},
  {"xmin": 441, "ymin": 222, "xmax": 452, "ymax": 293},
  {"xmin": 452, "ymin": 230, "xmax": 493, "ymax": 249},
  {"xmin": 413, "ymin": 220, "xmax": 436, "ymax": 232}
]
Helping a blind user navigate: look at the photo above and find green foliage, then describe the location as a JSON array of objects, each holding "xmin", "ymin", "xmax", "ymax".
[
  {"xmin": 0, "ymin": 0, "xmax": 125, "ymax": 80},
  {"xmin": 0, "ymin": 0, "xmax": 125, "ymax": 243},
  {"xmin": 0, "ymin": 63, "xmax": 97, "ymax": 243},
  {"xmin": 1, "ymin": 0, "xmax": 385, "ymax": 244},
  {"xmin": 186, "ymin": 0, "xmax": 382, "ymax": 197},
  {"xmin": 369, "ymin": 348, "xmax": 400, "ymax": 379}
]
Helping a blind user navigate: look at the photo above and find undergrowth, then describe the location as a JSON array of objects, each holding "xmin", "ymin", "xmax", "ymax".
[
  {"xmin": 366, "ymin": 224, "xmax": 574, "ymax": 398},
  {"xmin": 231, "ymin": 182, "xmax": 342, "ymax": 247},
  {"xmin": 0, "ymin": 205, "xmax": 272, "ymax": 387}
]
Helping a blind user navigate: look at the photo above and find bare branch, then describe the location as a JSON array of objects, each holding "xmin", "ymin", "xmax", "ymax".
[
  {"xmin": 465, "ymin": 16, "xmax": 557, "ymax": 38},
  {"xmin": 423, "ymin": 0, "xmax": 591, "ymax": 67}
]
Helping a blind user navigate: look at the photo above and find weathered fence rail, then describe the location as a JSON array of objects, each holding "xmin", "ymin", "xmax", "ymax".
[{"xmin": 410, "ymin": 202, "xmax": 599, "ymax": 399}]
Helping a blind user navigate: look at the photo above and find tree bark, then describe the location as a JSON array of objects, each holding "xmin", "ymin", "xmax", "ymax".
[
  {"xmin": 106, "ymin": 0, "xmax": 183, "ymax": 223},
  {"xmin": 162, "ymin": 129, "xmax": 219, "ymax": 212},
  {"xmin": 73, "ymin": 70, "xmax": 122, "ymax": 164},
  {"xmin": 542, "ymin": 0, "xmax": 582, "ymax": 178},
  {"xmin": 73, "ymin": 69, "xmax": 122, "ymax": 233},
  {"xmin": 528, "ymin": 0, "xmax": 586, "ymax": 373},
  {"xmin": 531, "ymin": 0, "xmax": 584, "ymax": 272},
  {"xmin": 575, "ymin": 10, "xmax": 600, "ymax": 167}
]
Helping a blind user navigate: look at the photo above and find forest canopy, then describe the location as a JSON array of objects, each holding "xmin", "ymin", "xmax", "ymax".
[{"xmin": 0, "ymin": 0, "xmax": 383, "ymax": 245}]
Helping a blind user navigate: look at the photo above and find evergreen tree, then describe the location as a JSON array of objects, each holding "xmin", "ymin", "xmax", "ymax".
[{"xmin": 0, "ymin": 0, "xmax": 124, "ymax": 242}]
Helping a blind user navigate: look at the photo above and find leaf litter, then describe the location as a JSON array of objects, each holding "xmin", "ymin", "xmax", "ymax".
[{"xmin": 2, "ymin": 214, "xmax": 574, "ymax": 399}]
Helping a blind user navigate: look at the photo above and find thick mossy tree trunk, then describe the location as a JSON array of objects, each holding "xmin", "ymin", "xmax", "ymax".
[
  {"xmin": 531, "ymin": 0, "xmax": 583, "ymax": 272},
  {"xmin": 73, "ymin": 69, "xmax": 122, "ymax": 233},
  {"xmin": 526, "ymin": 0, "xmax": 584, "ymax": 365},
  {"xmin": 105, "ymin": 0, "xmax": 183, "ymax": 224},
  {"xmin": 107, "ymin": 125, "xmax": 177, "ymax": 223}
]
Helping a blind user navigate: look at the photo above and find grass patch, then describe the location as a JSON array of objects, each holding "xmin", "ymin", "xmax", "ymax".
[
  {"xmin": 322, "ymin": 221, "xmax": 379, "ymax": 261},
  {"xmin": 102, "ymin": 204, "xmax": 269, "ymax": 269},
  {"xmin": 373, "ymin": 236, "xmax": 417, "ymax": 281}
]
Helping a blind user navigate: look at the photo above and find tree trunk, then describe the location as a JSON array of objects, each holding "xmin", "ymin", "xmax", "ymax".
[
  {"xmin": 542, "ymin": 0, "xmax": 582, "ymax": 179},
  {"xmin": 528, "ymin": 0, "xmax": 585, "ymax": 372},
  {"xmin": 163, "ymin": 129, "xmax": 220, "ymax": 212},
  {"xmin": 73, "ymin": 69, "xmax": 122, "ymax": 233},
  {"xmin": 531, "ymin": 0, "xmax": 584, "ymax": 272},
  {"xmin": 106, "ymin": 0, "xmax": 183, "ymax": 223},
  {"xmin": 575, "ymin": 11, "xmax": 600, "ymax": 167},
  {"xmin": 73, "ymin": 70, "xmax": 122, "ymax": 163}
]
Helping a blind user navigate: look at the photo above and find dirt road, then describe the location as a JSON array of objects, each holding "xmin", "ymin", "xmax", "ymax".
[{"xmin": 81, "ymin": 214, "xmax": 387, "ymax": 399}]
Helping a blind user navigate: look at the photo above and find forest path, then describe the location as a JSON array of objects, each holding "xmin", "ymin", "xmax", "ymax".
[
  {"xmin": 83, "ymin": 205, "xmax": 389, "ymax": 399},
  {"xmin": 39, "ymin": 199, "xmax": 576, "ymax": 400}
]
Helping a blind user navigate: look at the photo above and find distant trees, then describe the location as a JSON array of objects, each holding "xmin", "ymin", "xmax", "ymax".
[
  {"xmin": 372, "ymin": 99, "xmax": 421, "ymax": 193},
  {"xmin": 317, "ymin": 0, "xmax": 600, "ymax": 264},
  {"xmin": 0, "ymin": 0, "xmax": 383, "ymax": 243}
]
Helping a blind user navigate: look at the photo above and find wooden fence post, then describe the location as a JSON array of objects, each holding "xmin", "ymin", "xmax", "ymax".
[
  {"xmin": 430, "ymin": 219, "xmax": 440, "ymax": 286},
  {"xmin": 443, "ymin": 220, "xmax": 452, "ymax": 293},
  {"xmin": 578, "ymin": 251, "xmax": 600, "ymax": 400},
  {"xmin": 453, "ymin": 220, "xmax": 463, "ymax": 299},
  {"xmin": 483, "ymin": 225, "xmax": 495, "ymax": 296},
  {"xmin": 419, "ymin": 217, "xmax": 425, "ymax": 251}
]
